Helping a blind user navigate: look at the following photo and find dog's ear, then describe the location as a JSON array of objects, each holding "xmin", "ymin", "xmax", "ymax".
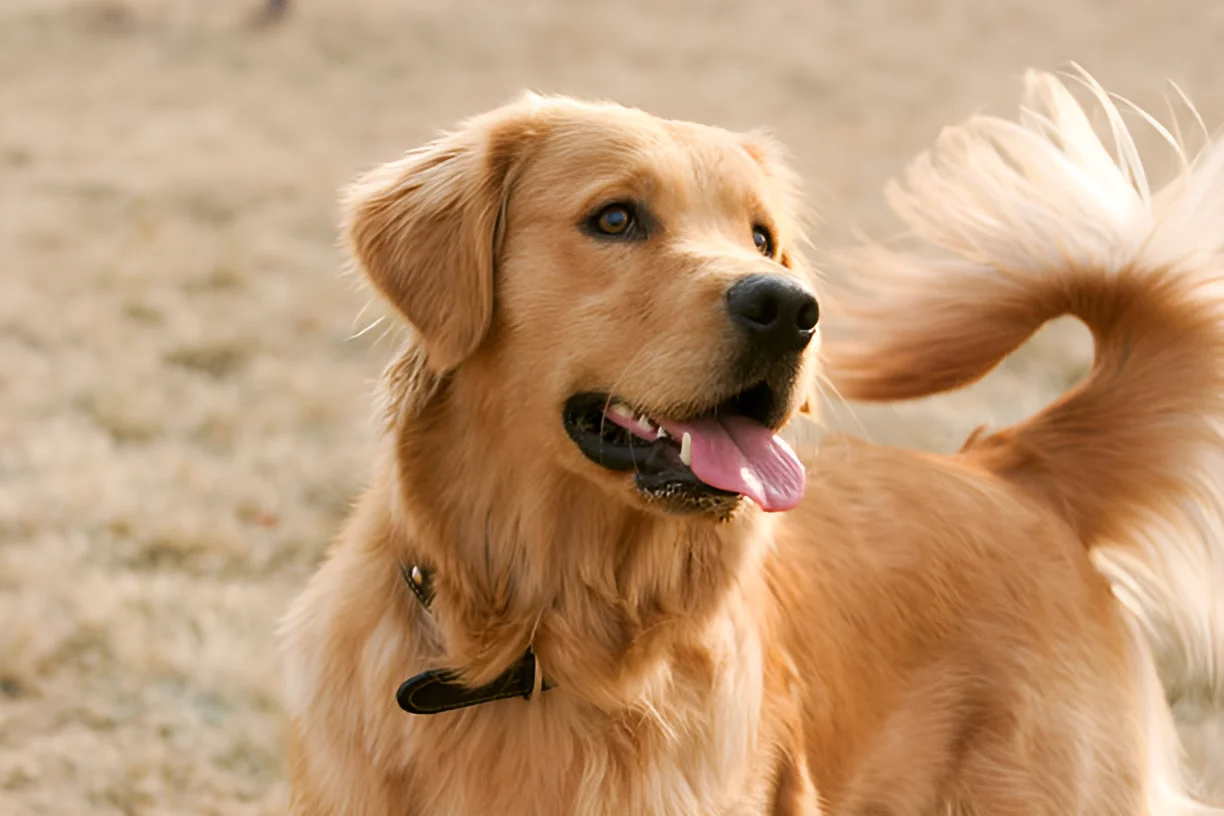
[{"xmin": 343, "ymin": 100, "xmax": 542, "ymax": 372}]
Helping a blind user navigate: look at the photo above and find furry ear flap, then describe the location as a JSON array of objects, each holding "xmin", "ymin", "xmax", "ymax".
[{"xmin": 343, "ymin": 100, "xmax": 542, "ymax": 372}]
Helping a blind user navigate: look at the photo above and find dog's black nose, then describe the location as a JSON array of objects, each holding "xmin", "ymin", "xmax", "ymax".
[{"xmin": 726, "ymin": 274, "xmax": 819, "ymax": 354}]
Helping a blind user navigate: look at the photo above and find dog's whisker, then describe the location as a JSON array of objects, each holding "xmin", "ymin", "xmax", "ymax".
[
  {"xmin": 349, "ymin": 297, "xmax": 376, "ymax": 331},
  {"xmin": 591, "ymin": 346, "xmax": 660, "ymax": 485},
  {"xmin": 815, "ymin": 370, "xmax": 869, "ymax": 441},
  {"xmin": 599, "ymin": 344, "xmax": 656, "ymax": 438},
  {"xmin": 348, "ymin": 315, "xmax": 386, "ymax": 342}
]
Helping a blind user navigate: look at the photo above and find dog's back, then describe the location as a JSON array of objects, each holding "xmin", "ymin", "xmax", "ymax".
[{"xmin": 824, "ymin": 69, "xmax": 1224, "ymax": 806}]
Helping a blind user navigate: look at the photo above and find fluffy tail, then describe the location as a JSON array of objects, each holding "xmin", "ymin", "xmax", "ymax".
[{"xmin": 823, "ymin": 68, "xmax": 1224, "ymax": 809}]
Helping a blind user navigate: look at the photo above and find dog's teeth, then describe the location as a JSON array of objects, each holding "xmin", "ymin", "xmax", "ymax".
[
  {"xmin": 680, "ymin": 432, "xmax": 692, "ymax": 466},
  {"xmin": 657, "ymin": 427, "xmax": 669, "ymax": 440},
  {"xmin": 608, "ymin": 403, "xmax": 634, "ymax": 420},
  {"xmin": 637, "ymin": 416, "xmax": 655, "ymax": 433}
]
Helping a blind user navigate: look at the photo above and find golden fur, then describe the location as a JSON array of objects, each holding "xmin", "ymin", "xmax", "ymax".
[{"xmin": 280, "ymin": 71, "xmax": 1224, "ymax": 814}]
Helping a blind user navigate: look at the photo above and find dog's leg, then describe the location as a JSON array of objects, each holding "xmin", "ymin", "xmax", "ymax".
[
  {"xmin": 948, "ymin": 730, "xmax": 1143, "ymax": 816},
  {"xmin": 769, "ymin": 749, "xmax": 821, "ymax": 815},
  {"xmin": 287, "ymin": 718, "xmax": 416, "ymax": 816},
  {"xmin": 828, "ymin": 669, "xmax": 969, "ymax": 816}
]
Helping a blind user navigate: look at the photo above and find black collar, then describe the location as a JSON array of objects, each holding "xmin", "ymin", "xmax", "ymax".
[{"xmin": 395, "ymin": 562, "xmax": 554, "ymax": 715}]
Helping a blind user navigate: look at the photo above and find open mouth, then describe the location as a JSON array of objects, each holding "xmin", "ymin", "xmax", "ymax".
[{"xmin": 563, "ymin": 381, "xmax": 806, "ymax": 514}]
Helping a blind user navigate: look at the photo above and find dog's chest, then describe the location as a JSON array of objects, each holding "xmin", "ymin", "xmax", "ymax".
[
  {"xmin": 282, "ymin": 554, "xmax": 782, "ymax": 814},
  {"xmin": 397, "ymin": 620, "xmax": 773, "ymax": 814},
  {"xmin": 404, "ymin": 692, "xmax": 771, "ymax": 814}
]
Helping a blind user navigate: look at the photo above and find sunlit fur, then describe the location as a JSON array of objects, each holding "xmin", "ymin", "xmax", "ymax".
[
  {"xmin": 825, "ymin": 68, "xmax": 1224, "ymax": 811},
  {"xmin": 280, "ymin": 73, "xmax": 1224, "ymax": 814}
]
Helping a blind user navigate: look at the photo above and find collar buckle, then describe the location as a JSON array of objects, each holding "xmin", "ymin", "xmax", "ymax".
[{"xmin": 395, "ymin": 562, "xmax": 554, "ymax": 715}]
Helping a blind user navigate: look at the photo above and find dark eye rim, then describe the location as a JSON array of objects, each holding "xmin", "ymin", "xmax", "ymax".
[
  {"xmin": 581, "ymin": 200, "xmax": 649, "ymax": 241},
  {"xmin": 752, "ymin": 224, "xmax": 775, "ymax": 257}
]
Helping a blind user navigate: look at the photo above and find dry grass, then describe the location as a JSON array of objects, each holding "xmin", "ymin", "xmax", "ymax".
[{"xmin": 2, "ymin": 1, "xmax": 1223, "ymax": 813}]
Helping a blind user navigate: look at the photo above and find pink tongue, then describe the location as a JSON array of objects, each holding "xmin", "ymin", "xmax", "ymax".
[{"xmin": 659, "ymin": 415, "xmax": 806, "ymax": 512}]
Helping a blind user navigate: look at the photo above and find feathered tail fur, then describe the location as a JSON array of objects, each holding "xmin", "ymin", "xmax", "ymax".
[{"xmin": 823, "ymin": 68, "xmax": 1224, "ymax": 811}]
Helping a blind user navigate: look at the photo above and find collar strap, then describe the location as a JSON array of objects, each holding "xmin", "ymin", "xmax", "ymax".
[{"xmin": 395, "ymin": 562, "xmax": 554, "ymax": 716}]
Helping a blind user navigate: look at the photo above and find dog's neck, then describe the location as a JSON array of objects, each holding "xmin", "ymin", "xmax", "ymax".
[{"xmin": 380, "ymin": 355, "xmax": 770, "ymax": 710}]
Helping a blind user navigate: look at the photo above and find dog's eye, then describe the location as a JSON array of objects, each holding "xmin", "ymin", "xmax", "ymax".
[
  {"xmin": 594, "ymin": 204, "xmax": 634, "ymax": 236},
  {"xmin": 752, "ymin": 225, "xmax": 774, "ymax": 257}
]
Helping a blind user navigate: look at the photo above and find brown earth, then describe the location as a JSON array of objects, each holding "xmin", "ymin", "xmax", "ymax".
[{"xmin": 2, "ymin": 1, "xmax": 1222, "ymax": 813}]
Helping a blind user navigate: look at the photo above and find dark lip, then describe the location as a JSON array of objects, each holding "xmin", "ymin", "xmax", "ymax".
[
  {"xmin": 562, "ymin": 393, "xmax": 649, "ymax": 473},
  {"xmin": 561, "ymin": 381, "xmax": 781, "ymax": 510}
]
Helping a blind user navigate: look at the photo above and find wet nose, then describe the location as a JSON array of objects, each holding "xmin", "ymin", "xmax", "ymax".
[{"xmin": 725, "ymin": 274, "xmax": 820, "ymax": 355}]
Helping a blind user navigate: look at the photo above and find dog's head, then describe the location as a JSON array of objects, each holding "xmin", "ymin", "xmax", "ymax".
[{"xmin": 346, "ymin": 93, "xmax": 819, "ymax": 520}]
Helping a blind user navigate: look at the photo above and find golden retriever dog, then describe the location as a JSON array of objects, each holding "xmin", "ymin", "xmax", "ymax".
[{"xmin": 279, "ymin": 69, "xmax": 1224, "ymax": 814}]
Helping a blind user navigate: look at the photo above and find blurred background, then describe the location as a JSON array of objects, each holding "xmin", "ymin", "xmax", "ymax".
[{"xmin": 2, "ymin": 0, "xmax": 1222, "ymax": 813}]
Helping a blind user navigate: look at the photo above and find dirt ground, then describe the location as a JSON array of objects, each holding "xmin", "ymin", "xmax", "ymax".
[{"xmin": 2, "ymin": 0, "xmax": 1223, "ymax": 813}]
